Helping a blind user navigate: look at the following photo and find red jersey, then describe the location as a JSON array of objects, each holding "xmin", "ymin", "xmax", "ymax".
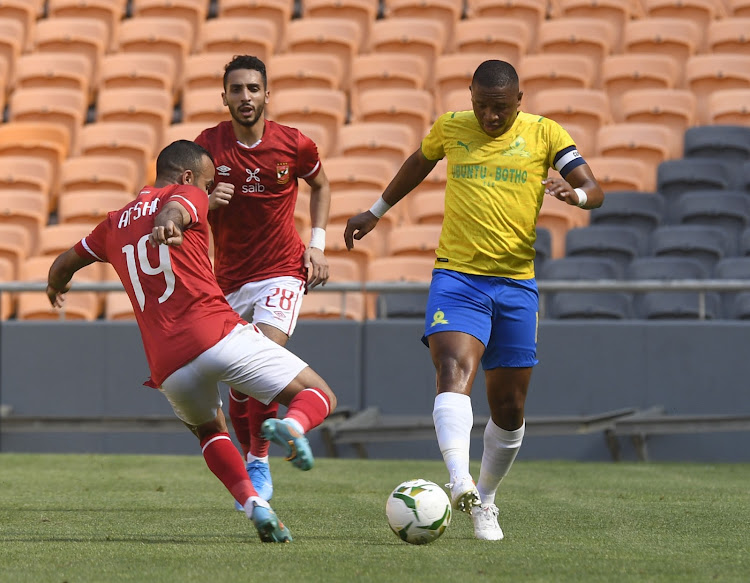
[
  {"xmin": 194, "ymin": 119, "xmax": 321, "ymax": 294},
  {"xmin": 74, "ymin": 184, "xmax": 243, "ymax": 387}
]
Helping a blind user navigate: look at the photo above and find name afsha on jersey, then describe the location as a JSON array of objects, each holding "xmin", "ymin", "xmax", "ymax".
[{"xmin": 118, "ymin": 198, "xmax": 159, "ymax": 228}]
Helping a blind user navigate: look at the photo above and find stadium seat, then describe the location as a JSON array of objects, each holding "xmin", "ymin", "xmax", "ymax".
[
  {"xmin": 0, "ymin": 223, "xmax": 31, "ymax": 279},
  {"xmin": 408, "ymin": 190, "xmax": 445, "ymax": 225},
  {"xmin": 387, "ymin": 224, "xmax": 442, "ymax": 257},
  {"xmin": 366, "ymin": 255, "xmax": 434, "ymax": 319},
  {"xmin": 302, "ymin": 0, "xmax": 379, "ymax": 52},
  {"xmin": 729, "ymin": 0, "xmax": 750, "ymax": 16},
  {"xmin": 298, "ymin": 255, "xmax": 366, "ymax": 320},
  {"xmin": 443, "ymin": 88, "xmax": 472, "ymax": 113},
  {"xmin": 642, "ymin": 0, "xmax": 723, "ymax": 50},
  {"xmin": 183, "ymin": 53, "xmax": 233, "ymax": 93},
  {"xmin": 180, "ymin": 88, "xmax": 227, "ymax": 126},
  {"xmin": 0, "ymin": 19, "xmax": 22, "ymax": 93},
  {"xmin": 565, "ymin": 225, "xmax": 643, "ymax": 270},
  {"xmin": 539, "ymin": 256, "xmax": 630, "ymax": 320},
  {"xmin": 434, "ymin": 54, "xmax": 486, "ymax": 115},
  {"xmin": 336, "ymin": 122, "xmax": 416, "ymax": 172},
  {"xmin": 95, "ymin": 88, "xmax": 174, "ymax": 154},
  {"xmin": 105, "ymin": 291, "xmax": 136, "ymax": 320},
  {"xmin": 672, "ymin": 191, "xmax": 749, "ymax": 243},
  {"xmin": 268, "ymin": 88, "xmax": 347, "ymax": 154},
  {"xmin": 534, "ymin": 226, "xmax": 552, "ymax": 273},
  {"xmin": 292, "ymin": 122, "xmax": 331, "ymax": 158},
  {"xmin": 683, "ymin": 125, "xmax": 750, "ymax": 162},
  {"xmin": 707, "ymin": 17, "xmax": 750, "ymax": 55},
  {"xmin": 0, "ymin": 190, "xmax": 47, "ymax": 257},
  {"xmin": 537, "ymin": 18, "xmax": 615, "ymax": 86},
  {"xmin": 650, "ymin": 224, "xmax": 730, "ymax": 273},
  {"xmin": 47, "ymin": 0, "xmax": 123, "ymax": 52},
  {"xmin": 350, "ymin": 54, "xmax": 426, "ymax": 118},
  {"xmin": 354, "ymin": 89, "xmax": 435, "ymax": 144},
  {"xmin": 620, "ymin": 89, "xmax": 697, "ymax": 158},
  {"xmin": 554, "ymin": 0, "xmax": 633, "ymax": 52},
  {"xmin": 464, "ymin": 0, "xmax": 546, "ymax": 51},
  {"xmin": 15, "ymin": 53, "xmax": 93, "ymax": 106},
  {"xmin": 686, "ymin": 54, "xmax": 750, "ymax": 126},
  {"xmin": 0, "ymin": 0, "xmax": 38, "ymax": 53},
  {"xmin": 384, "ymin": 0, "xmax": 463, "ymax": 52},
  {"xmin": 268, "ymin": 53, "xmax": 343, "ymax": 92},
  {"xmin": 328, "ymin": 189, "xmax": 403, "ymax": 232},
  {"xmin": 0, "ymin": 256, "xmax": 16, "ymax": 320},
  {"xmin": 453, "ymin": 18, "xmax": 531, "ymax": 65},
  {"xmin": 57, "ymin": 190, "xmax": 135, "ymax": 226},
  {"xmin": 162, "ymin": 122, "xmax": 216, "ymax": 149},
  {"xmin": 595, "ymin": 123, "xmax": 673, "ymax": 180},
  {"xmin": 33, "ymin": 17, "xmax": 108, "ymax": 87},
  {"xmin": 584, "ymin": 156, "xmax": 652, "ymax": 193},
  {"xmin": 529, "ymin": 89, "xmax": 611, "ymax": 154},
  {"xmin": 117, "ymin": 17, "xmax": 191, "ymax": 90},
  {"xmin": 537, "ymin": 196, "xmax": 588, "ymax": 259},
  {"xmin": 131, "ymin": 0, "xmax": 208, "ymax": 50},
  {"xmin": 601, "ymin": 55, "xmax": 680, "ymax": 123},
  {"xmin": 0, "ymin": 156, "xmax": 53, "ymax": 201},
  {"xmin": 370, "ymin": 18, "xmax": 445, "ymax": 90},
  {"xmin": 324, "ymin": 156, "xmax": 394, "ymax": 195},
  {"xmin": 589, "ymin": 190, "xmax": 665, "ymax": 237},
  {"xmin": 199, "ymin": 18, "xmax": 276, "ymax": 65},
  {"xmin": 518, "ymin": 54, "xmax": 595, "ymax": 96},
  {"xmin": 100, "ymin": 53, "xmax": 177, "ymax": 104},
  {"xmin": 325, "ymin": 220, "xmax": 385, "ymax": 281},
  {"xmin": 656, "ymin": 158, "xmax": 741, "ymax": 201},
  {"xmin": 627, "ymin": 256, "xmax": 719, "ymax": 320},
  {"xmin": 284, "ymin": 18, "xmax": 360, "ymax": 92},
  {"xmin": 216, "ymin": 0, "xmax": 293, "ymax": 52},
  {"xmin": 78, "ymin": 122, "xmax": 157, "ymax": 188},
  {"xmin": 60, "ymin": 156, "xmax": 139, "ymax": 197},
  {"xmin": 707, "ymin": 89, "xmax": 750, "ymax": 126},
  {"xmin": 714, "ymin": 256, "xmax": 750, "ymax": 319}
]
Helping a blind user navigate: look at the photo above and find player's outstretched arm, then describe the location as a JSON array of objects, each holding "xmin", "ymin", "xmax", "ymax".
[
  {"xmin": 344, "ymin": 149, "xmax": 438, "ymax": 250},
  {"xmin": 47, "ymin": 248, "xmax": 96, "ymax": 308},
  {"xmin": 149, "ymin": 201, "xmax": 192, "ymax": 247}
]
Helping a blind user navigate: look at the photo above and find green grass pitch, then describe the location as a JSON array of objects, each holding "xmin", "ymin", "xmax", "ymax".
[{"xmin": 1, "ymin": 454, "xmax": 748, "ymax": 582}]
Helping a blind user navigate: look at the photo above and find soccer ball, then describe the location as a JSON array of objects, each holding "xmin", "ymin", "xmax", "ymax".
[{"xmin": 386, "ymin": 479, "xmax": 452, "ymax": 545}]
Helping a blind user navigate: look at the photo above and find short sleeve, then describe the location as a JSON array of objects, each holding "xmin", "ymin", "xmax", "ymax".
[
  {"xmin": 74, "ymin": 221, "xmax": 107, "ymax": 262},
  {"xmin": 165, "ymin": 185, "xmax": 209, "ymax": 226},
  {"xmin": 546, "ymin": 119, "xmax": 577, "ymax": 167},
  {"xmin": 421, "ymin": 114, "xmax": 448, "ymax": 161},
  {"xmin": 297, "ymin": 131, "xmax": 321, "ymax": 180}
]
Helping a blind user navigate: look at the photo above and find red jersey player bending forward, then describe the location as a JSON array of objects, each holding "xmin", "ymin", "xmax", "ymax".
[
  {"xmin": 46, "ymin": 140, "xmax": 337, "ymax": 543},
  {"xmin": 195, "ymin": 55, "xmax": 331, "ymax": 508}
]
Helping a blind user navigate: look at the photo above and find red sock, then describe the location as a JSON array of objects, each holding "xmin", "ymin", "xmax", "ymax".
[
  {"xmin": 200, "ymin": 432, "xmax": 257, "ymax": 507},
  {"xmin": 248, "ymin": 399, "xmax": 279, "ymax": 458},
  {"xmin": 229, "ymin": 388, "xmax": 251, "ymax": 458},
  {"xmin": 285, "ymin": 388, "xmax": 331, "ymax": 433}
]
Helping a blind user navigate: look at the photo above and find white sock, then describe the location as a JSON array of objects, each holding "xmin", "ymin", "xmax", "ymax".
[
  {"xmin": 284, "ymin": 418, "xmax": 305, "ymax": 435},
  {"xmin": 432, "ymin": 392, "xmax": 474, "ymax": 483},
  {"xmin": 244, "ymin": 495, "xmax": 270, "ymax": 519},
  {"xmin": 477, "ymin": 419, "xmax": 525, "ymax": 506},
  {"xmin": 245, "ymin": 454, "xmax": 269, "ymax": 464}
]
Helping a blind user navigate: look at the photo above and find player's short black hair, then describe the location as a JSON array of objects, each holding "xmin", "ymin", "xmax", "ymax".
[
  {"xmin": 156, "ymin": 140, "xmax": 214, "ymax": 182},
  {"xmin": 472, "ymin": 60, "xmax": 519, "ymax": 89},
  {"xmin": 223, "ymin": 55, "xmax": 267, "ymax": 89}
]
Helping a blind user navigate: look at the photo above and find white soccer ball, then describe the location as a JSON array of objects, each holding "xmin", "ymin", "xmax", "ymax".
[{"xmin": 385, "ymin": 479, "xmax": 452, "ymax": 545}]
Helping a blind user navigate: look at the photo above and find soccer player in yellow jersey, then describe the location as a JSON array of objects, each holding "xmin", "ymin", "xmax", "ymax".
[{"xmin": 344, "ymin": 60, "xmax": 604, "ymax": 541}]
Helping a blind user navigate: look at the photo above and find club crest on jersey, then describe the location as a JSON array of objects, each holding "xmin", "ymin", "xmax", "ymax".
[{"xmin": 276, "ymin": 162, "xmax": 290, "ymax": 184}]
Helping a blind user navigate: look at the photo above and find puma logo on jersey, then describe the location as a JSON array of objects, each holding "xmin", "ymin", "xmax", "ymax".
[{"xmin": 457, "ymin": 140, "xmax": 473, "ymax": 152}]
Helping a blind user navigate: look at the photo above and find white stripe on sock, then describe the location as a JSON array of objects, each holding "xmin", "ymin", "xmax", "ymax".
[
  {"xmin": 302, "ymin": 387, "xmax": 330, "ymax": 416},
  {"xmin": 201, "ymin": 434, "xmax": 231, "ymax": 453}
]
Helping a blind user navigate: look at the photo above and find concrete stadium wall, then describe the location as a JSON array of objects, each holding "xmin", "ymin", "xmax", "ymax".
[{"xmin": 1, "ymin": 320, "xmax": 749, "ymax": 462}]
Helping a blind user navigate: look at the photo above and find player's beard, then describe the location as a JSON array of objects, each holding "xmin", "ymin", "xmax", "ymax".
[{"xmin": 230, "ymin": 102, "xmax": 265, "ymax": 128}]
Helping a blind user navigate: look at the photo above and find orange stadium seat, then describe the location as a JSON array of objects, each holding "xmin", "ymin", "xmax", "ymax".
[
  {"xmin": 387, "ymin": 224, "xmax": 442, "ymax": 257},
  {"xmin": 537, "ymin": 18, "xmax": 615, "ymax": 87},
  {"xmin": 199, "ymin": 18, "xmax": 276, "ymax": 65},
  {"xmin": 0, "ymin": 56, "xmax": 7, "ymax": 109},
  {"xmin": 268, "ymin": 53, "xmax": 343, "ymax": 92},
  {"xmin": 528, "ymin": 89, "xmax": 611, "ymax": 154},
  {"xmin": 370, "ymin": 18, "xmax": 445, "ymax": 90},
  {"xmin": 324, "ymin": 156, "xmax": 394, "ymax": 194},
  {"xmin": 518, "ymin": 54, "xmax": 595, "ymax": 96},
  {"xmin": 161, "ymin": 122, "xmax": 214, "ymax": 149},
  {"xmin": 217, "ymin": 0, "xmax": 293, "ymax": 52},
  {"xmin": 299, "ymin": 254, "xmax": 366, "ymax": 321},
  {"xmin": 100, "ymin": 53, "xmax": 177, "ymax": 103},
  {"xmin": 601, "ymin": 54, "xmax": 680, "ymax": 123},
  {"xmin": 0, "ymin": 19, "xmax": 22, "ymax": 94},
  {"xmin": 181, "ymin": 88, "xmax": 228, "ymax": 126},
  {"xmin": 78, "ymin": 121, "xmax": 157, "ymax": 188},
  {"xmin": 57, "ymin": 190, "xmax": 134, "ymax": 225},
  {"xmin": 336, "ymin": 122, "xmax": 417, "ymax": 172},
  {"xmin": 595, "ymin": 123, "xmax": 673, "ymax": 180},
  {"xmin": 729, "ymin": 0, "xmax": 750, "ymax": 16},
  {"xmin": 183, "ymin": 53, "xmax": 233, "ymax": 93},
  {"xmin": 350, "ymin": 54, "xmax": 426, "ymax": 118},
  {"xmin": 707, "ymin": 89, "xmax": 750, "ymax": 125},
  {"xmin": 328, "ymin": 189, "xmax": 403, "ymax": 233},
  {"xmin": 366, "ymin": 254, "xmax": 434, "ymax": 318},
  {"xmin": 537, "ymin": 198, "xmax": 585, "ymax": 259},
  {"xmin": 434, "ymin": 54, "xmax": 485, "ymax": 115},
  {"xmin": 105, "ymin": 291, "xmax": 136, "ymax": 320},
  {"xmin": 0, "ymin": 190, "xmax": 48, "ymax": 257},
  {"xmin": 47, "ymin": 0, "xmax": 123, "ymax": 52},
  {"xmin": 0, "ymin": 156, "xmax": 53, "ymax": 200},
  {"xmin": 301, "ymin": 0, "xmax": 379, "ymax": 52},
  {"xmin": 383, "ymin": 0, "xmax": 463, "ymax": 52},
  {"xmin": 442, "ymin": 88, "xmax": 472, "ymax": 113},
  {"xmin": 0, "ymin": 0, "xmax": 37, "ymax": 53},
  {"xmin": 555, "ymin": 0, "xmax": 634, "ymax": 52},
  {"xmin": 707, "ymin": 17, "xmax": 750, "ymax": 55},
  {"xmin": 408, "ymin": 157, "xmax": 447, "ymax": 209},
  {"xmin": 454, "ymin": 18, "xmax": 531, "ymax": 65},
  {"xmin": 38, "ymin": 223, "xmax": 97, "ymax": 258},
  {"xmin": 117, "ymin": 17, "xmax": 191, "ymax": 90},
  {"xmin": 96, "ymin": 87, "xmax": 174, "ymax": 153},
  {"xmin": 33, "ymin": 17, "xmax": 108, "ymax": 87},
  {"xmin": 290, "ymin": 122, "xmax": 331, "ymax": 158},
  {"xmin": 284, "ymin": 18, "xmax": 360, "ymax": 92},
  {"xmin": 586, "ymin": 156, "xmax": 653, "ymax": 192},
  {"xmin": 686, "ymin": 54, "xmax": 750, "ymax": 126},
  {"xmin": 60, "ymin": 156, "xmax": 139, "ymax": 196},
  {"xmin": 465, "ymin": 0, "xmax": 547, "ymax": 52},
  {"xmin": 642, "ymin": 0, "xmax": 723, "ymax": 51},
  {"xmin": 14, "ymin": 53, "xmax": 93, "ymax": 106},
  {"xmin": 325, "ymin": 220, "xmax": 385, "ymax": 282},
  {"xmin": 0, "ymin": 223, "xmax": 31, "ymax": 279},
  {"xmin": 268, "ymin": 88, "xmax": 347, "ymax": 154},
  {"xmin": 0, "ymin": 256, "xmax": 16, "ymax": 320},
  {"xmin": 354, "ymin": 88, "xmax": 435, "ymax": 144},
  {"xmin": 620, "ymin": 89, "xmax": 697, "ymax": 157},
  {"xmin": 131, "ymin": 0, "xmax": 209, "ymax": 51},
  {"xmin": 408, "ymin": 190, "xmax": 445, "ymax": 225}
]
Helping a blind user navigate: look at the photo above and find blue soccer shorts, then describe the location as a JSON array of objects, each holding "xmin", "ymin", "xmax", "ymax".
[{"xmin": 422, "ymin": 269, "xmax": 539, "ymax": 370}]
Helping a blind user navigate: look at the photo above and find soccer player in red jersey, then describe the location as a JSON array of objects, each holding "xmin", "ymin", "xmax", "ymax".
[
  {"xmin": 194, "ymin": 55, "xmax": 331, "ymax": 506},
  {"xmin": 46, "ymin": 140, "xmax": 337, "ymax": 543}
]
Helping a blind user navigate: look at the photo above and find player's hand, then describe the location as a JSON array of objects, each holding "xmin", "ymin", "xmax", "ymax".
[
  {"xmin": 542, "ymin": 178, "xmax": 580, "ymax": 206},
  {"xmin": 208, "ymin": 182, "xmax": 234, "ymax": 210},
  {"xmin": 344, "ymin": 211, "xmax": 379, "ymax": 250},
  {"xmin": 149, "ymin": 220, "xmax": 183, "ymax": 247},
  {"xmin": 46, "ymin": 283, "xmax": 71, "ymax": 308},
  {"xmin": 304, "ymin": 247, "xmax": 329, "ymax": 289}
]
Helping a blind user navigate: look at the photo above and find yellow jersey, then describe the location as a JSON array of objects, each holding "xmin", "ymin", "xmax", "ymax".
[{"xmin": 421, "ymin": 110, "xmax": 576, "ymax": 279}]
